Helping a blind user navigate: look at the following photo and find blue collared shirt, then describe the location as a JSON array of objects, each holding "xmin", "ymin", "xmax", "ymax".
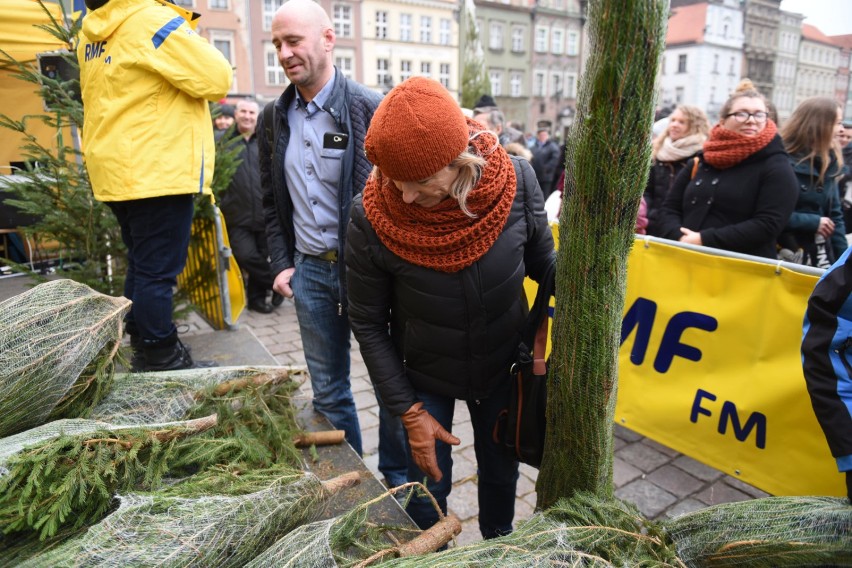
[{"xmin": 284, "ymin": 72, "xmax": 343, "ymax": 256}]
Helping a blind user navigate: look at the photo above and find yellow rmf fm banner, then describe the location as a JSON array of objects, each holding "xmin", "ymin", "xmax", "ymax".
[{"xmin": 534, "ymin": 228, "xmax": 846, "ymax": 497}]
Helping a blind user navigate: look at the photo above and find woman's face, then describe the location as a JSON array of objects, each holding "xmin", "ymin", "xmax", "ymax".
[
  {"xmin": 667, "ymin": 109, "xmax": 689, "ymax": 142},
  {"xmin": 721, "ymin": 97, "xmax": 768, "ymax": 137},
  {"xmin": 833, "ymin": 107, "xmax": 845, "ymax": 144},
  {"xmin": 390, "ymin": 166, "xmax": 460, "ymax": 208}
]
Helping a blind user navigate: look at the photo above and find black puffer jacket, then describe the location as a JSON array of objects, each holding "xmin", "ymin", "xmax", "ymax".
[
  {"xmin": 656, "ymin": 134, "xmax": 798, "ymax": 259},
  {"xmin": 346, "ymin": 157, "xmax": 556, "ymax": 416},
  {"xmin": 644, "ymin": 155, "xmax": 695, "ymax": 236},
  {"xmin": 219, "ymin": 131, "xmax": 262, "ymax": 229}
]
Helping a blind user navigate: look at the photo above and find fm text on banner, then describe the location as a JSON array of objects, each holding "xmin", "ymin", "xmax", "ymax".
[{"xmin": 536, "ymin": 226, "xmax": 845, "ymax": 497}]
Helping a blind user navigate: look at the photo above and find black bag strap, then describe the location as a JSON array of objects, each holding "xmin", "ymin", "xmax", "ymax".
[{"xmin": 522, "ymin": 263, "xmax": 556, "ymax": 374}]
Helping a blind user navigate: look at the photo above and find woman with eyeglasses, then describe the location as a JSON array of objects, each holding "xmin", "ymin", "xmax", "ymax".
[
  {"xmin": 656, "ymin": 79, "xmax": 798, "ymax": 258},
  {"xmin": 776, "ymin": 97, "xmax": 847, "ymax": 267}
]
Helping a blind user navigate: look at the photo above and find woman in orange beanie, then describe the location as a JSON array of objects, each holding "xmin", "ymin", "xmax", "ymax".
[
  {"xmin": 346, "ymin": 77, "xmax": 556, "ymax": 538},
  {"xmin": 655, "ymin": 80, "xmax": 798, "ymax": 258}
]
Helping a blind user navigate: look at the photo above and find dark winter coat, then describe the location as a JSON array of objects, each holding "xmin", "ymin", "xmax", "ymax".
[
  {"xmin": 656, "ymin": 134, "xmax": 798, "ymax": 259},
  {"xmin": 258, "ymin": 68, "xmax": 382, "ymax": 308},
  {"xmin": 345, "ymin": 157, "xmax": 556, "ymax": 417},
  {"xmin": 784, "ymin": 154, "xmax": 847, "ymax": 260},
  {"xmin": 531, "ymin": 139, "xmax": 562, "ymax": 198},
  {"xmin": 645, "ymin": 155, "xmax": 696, "ymax": 235},
  {"xmin": 219, "ymin": 131, "xmax": 263, "ymax": 229}
]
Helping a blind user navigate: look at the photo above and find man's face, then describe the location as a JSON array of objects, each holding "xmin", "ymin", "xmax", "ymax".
[
  {"xmin": 537, "ymin": 130, "xmax": 549, "ymax": 143},
  {"xmin": 235, "ymin": 101, "xmax": 259, "ymax": 135},
  {"xmin": 271, "ymin": 11, "xmax": 334, "ymax": 93},
  {"xmin": 839, "ymin": 126, "xmax": 852, "ymax": 149}
]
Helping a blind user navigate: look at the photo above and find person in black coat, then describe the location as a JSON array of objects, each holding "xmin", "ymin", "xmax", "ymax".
[
  {"xmin": 219, "ymin": 99, "xmax": 278, "ymax": 313},
  {"xmin": 656, "ymin": 80, "xmax": 798, "ymax": 259},
  {"xmin": 645, "ymin": 105, "xmax": 709, "ymax": 235},
  {"xmin": 346, "ymin": 78, "xmax": 555, "ymax": 540},
  {"xmin": 531, "ymin": 127, "xmax": 562, "ymax": 198}
]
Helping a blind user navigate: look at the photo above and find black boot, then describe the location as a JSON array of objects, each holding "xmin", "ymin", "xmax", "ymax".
[
  {"xmin": 129, "ymin": 333, "xmax": 146, "ymax": 372},
  {"xmin": 141, "ymin": 335, "xmax": 216, "ymax": 372}
]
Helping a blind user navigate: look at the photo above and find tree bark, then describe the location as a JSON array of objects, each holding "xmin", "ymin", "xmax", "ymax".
[{"xmin": 536, "ymin": 0, "xmax": 669, "ymax": 509}]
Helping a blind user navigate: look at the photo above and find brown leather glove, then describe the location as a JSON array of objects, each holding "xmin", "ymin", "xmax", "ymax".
[{"xmin": 401, "ymin": 402, "xmax": 460, "ymax": 482}]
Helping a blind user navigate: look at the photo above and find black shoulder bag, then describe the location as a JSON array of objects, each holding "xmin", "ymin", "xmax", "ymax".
[{"xmin": 493, "ymin": 268, "xmax": 555, "ymax": 468}]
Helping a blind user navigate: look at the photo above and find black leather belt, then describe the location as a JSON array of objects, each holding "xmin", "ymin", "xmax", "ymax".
[{"xmin": 306, "ymin": 250, "xmax": 338, "ymax": 262}]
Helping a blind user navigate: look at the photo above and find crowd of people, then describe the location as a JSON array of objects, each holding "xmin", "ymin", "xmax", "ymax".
[{"xmin": 76, "ymin": 0, "xmax": 851, "ymax": 542}]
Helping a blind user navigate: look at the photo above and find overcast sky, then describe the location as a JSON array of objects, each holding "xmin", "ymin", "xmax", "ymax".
[{"xmin": 780, "ymin": 0, "xmax": 852, "ymax": 37}]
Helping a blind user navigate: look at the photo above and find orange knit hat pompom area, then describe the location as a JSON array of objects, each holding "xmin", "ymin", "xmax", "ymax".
[{"xmin": 365, "ymin": 77, "xmax": 469, "ymax": 182}]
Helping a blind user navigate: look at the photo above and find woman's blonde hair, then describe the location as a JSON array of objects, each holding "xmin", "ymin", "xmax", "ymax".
[
  {"xmin": 651, "ymin": 105, "xmax": 710, "ymax": 155},
  {"xmin": 719, "ymin": 78, "xmax": 768, "ymax": 119},
  {"xmin": 781, "ymin": 96, "xmax": 843, "ymax": 184}
]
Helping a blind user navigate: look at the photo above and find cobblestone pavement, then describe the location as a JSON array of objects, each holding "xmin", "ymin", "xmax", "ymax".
[{"xmin": 217, "ymin": 296, "xmax": 768, "ymax": 547}]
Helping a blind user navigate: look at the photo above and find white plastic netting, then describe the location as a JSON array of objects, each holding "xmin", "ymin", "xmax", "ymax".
[
  {"xmin": 0, "ymin": 279, "xmax": 130, "ymax": 437},
  {"xmin": 90, "ymin": 365, "xmax": 306, "ymax": 424},
  {"xmin": 664, "ymin": 496, "xmax": 852, "ymax": 567},
  {"xmin": 19, "ymin": 468, "xmax": 358, "ymax": 568}
]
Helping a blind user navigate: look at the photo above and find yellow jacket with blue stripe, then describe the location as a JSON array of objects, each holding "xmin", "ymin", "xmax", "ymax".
[{"xmin": 77, "ymin": 0, "xmax": 232, "ymax": 201}]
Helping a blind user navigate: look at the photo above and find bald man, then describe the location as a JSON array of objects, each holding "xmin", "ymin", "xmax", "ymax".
[{"xmin": 258, "ymin": 0, "xmax": 406, "ymax": 484}]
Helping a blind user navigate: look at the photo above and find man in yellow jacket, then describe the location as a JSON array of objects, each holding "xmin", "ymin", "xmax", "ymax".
[{"xmin": 78, "ymin": 0, "xmax": 232, "ymax": 370}]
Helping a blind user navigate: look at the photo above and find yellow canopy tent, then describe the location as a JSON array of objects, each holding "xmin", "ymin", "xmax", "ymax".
[{"xmin": 0, "ymin": 0, "xmax": 67, "ymax": 172}]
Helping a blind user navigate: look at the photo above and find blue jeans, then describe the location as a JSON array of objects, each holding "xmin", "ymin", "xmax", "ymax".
[
  {"xmin": 291, "ymin": 252, "xmax": 362, "ymax": 455},
  {"xmin": 404, "ymin": 378, "xmax": 519, "ymax": 539},
  {"xmin": 375, "ymin": 388, "xmax": 409, "ymax": 487},
  {"xmin": 107, "ymin": 194, "xmax": 194, "ymax": 342}
]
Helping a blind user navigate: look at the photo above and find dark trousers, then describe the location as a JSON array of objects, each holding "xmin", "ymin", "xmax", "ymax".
[
  {"xmin": 228, "ymin": 225, "xmax": 273, "ymax": 303},
  {"xmin": 404, "ymin": 377, "xmax": 519, "ymax": 539},
  {"xmin": 107, "ymin": 194, "xmax": 194, "ymax": 343}
]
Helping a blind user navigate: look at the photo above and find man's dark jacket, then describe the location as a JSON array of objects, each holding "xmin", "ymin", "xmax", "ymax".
[
  {"xmin": 219, "ymin": 131, "xmax": 263, "ymax": 228},
  {"xmin": 258, "ymin": 69, "xmax": 381, "ymax": 308},
  {"xmin": 531, "ymin": 139, "xmax": 561, "ymax": 198}
]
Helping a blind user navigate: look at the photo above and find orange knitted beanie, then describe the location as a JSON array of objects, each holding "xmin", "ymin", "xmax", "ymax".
[{"xmin": 365, "ymin": 77, "xmax": 468, "ymax": 181}]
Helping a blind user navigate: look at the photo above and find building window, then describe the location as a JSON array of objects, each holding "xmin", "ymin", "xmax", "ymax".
[
  {"xmin": 173, "ymin": 0, "xmax": 193, "ymax": 6},
  {"xmin": 535, "ymin": 27, "xmax": 548, "ymax": 52},
  {"xmin": 265, "ymin": 43, "xmax": 286, "ymax": 85},
  {"xmin": 421, "ymin": 61, "xmax": 432, "ymax": 78},
  {"xmin": 439, "ymin": 19, "xmax": 451, "ymax": 45},
  {"xmin": 420, "ymin": 16, "xmax": 432, "ymax": 43},
  {"xmin": 729, "ymin": 56, "xmax": 735, "ymax": 75},
  {"xmin": 333, "ymin": 5, "xmax": 352, "ymax": 38},
  {"xmin": 511, "ymin": 27, "xmax": 524, "ymax": 52},
  {"xmin": 489, "ymin": 69, "xmax": 503, "ymax": 97},
  {"xmin": 677, "ymin": 54, "xmax": 687, "ymax": 73},
  {"xmin": 210, "ymin": 31, "xmax": 234, "ymax": 91},
  {"xmin": 439, "ymin": 63, "xmax": 451, "ymax": 88},
  {"xmin": 675, "ymin": 86, "xmax": 684, "ymax": 103},
  {"xmin": 510, "ymin": 71, "xmax": 522, "ymax": 97},
  {"xmin": 534, "ymin": 71, "xmax": 545, "ymax": 97},
  {"xmin": 376, "ymin": 11, "xmax": 388, "ymax": 39},
  {"xmin": 209, "ymin": 0, "xmax": 228, "ymax": 9},
  {"xmin": 551, "ymin": 28, "xmax": 564, "ymax": 54},
  {"xmin": 263, "ymin": 0, "xmax": 285, "ymax": 30},
  {"xmin": 566, "ymin": 30, "xmax": 578, "ymax": 56},
  {"xmin": 335, "ymin": 56, "xmax": 353, "ymax": 80},
  {"xmin": 377, "ymin": 58, "xmax": 390, "ymax": 88},
  {"xmin": 401, "ymin": 60, "xmax": 412, "ymax": 82},
  {"xmin": 713, "ymin": 54, "xmax": 719, "ymax": 73},
  {"xmin": 568, "ymin": 72, "xmax": 579, "ymax": 98},
  {"xmin": 400, "ymin": 14, "xmax": 412, "ymax": 42},
  {"xmin": 550, "ymin": 72, "xmax": 562, "ymax": 98},
  {"xmin": 489, "ymin": 22, "xmax": 504, "ymax": 50}
]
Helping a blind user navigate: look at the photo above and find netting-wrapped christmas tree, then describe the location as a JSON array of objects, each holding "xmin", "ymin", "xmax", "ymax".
[
  {"xmin": 0, "ymin": 416, "xmax": 216, "ymax": 539},
  {"xmin": 18, "ymin": 465, "xmax": 361, "ymax": 567},
  {"xmin": 0, "ymin": 280, "xmax": 130, "ymax": 437}
]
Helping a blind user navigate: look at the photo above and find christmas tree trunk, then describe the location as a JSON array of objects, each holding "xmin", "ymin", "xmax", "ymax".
[{"xmin": 537, "ymin": 0, "xmax": 668, "ymax": 507}]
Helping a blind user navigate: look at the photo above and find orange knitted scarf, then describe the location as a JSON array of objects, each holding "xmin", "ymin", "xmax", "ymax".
[
  {"xmin": 362, "ymin": 126, "xmax": 516, "ymax": 273},
  {"xmin": 702, "ymin": 120, "xmax": 778, "ymax": 169}
]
